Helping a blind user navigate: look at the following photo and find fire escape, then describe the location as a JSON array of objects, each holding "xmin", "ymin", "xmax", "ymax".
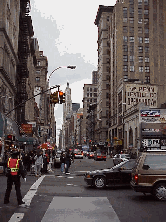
[{"xmin": 16, "ymin": 0, "xmax": 34, "ymax": 125}]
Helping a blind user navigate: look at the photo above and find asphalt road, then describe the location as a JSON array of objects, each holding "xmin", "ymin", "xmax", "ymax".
[{"xmin": 0, "ymin": 157, "xmax": 165, "ymax": 222}]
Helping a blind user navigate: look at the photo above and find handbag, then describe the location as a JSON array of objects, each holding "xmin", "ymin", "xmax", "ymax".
[{"xmin": 5, "ymin": 167, "xmax": 11, "ymax": 177}]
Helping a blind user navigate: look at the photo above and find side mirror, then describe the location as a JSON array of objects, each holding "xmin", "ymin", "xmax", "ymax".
[{"xmin": 142, "ymin": 164, "xmax": 150, "ymax": 170}]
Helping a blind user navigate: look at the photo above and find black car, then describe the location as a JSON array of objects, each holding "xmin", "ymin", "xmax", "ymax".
[{"xmin": 84, "ymin": 159, "xmax": 136, "ymax": 189}]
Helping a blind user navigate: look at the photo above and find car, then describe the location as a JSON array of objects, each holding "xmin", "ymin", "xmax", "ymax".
[
  {"xmin": 113, "ymin": 154, "xmax": 130, "ymax": 166},
  {"xmin": 87, "ymin": 152, "xmax": 94, "ymax": 159},
  {"xmin": 54, "ymin": 150, "xmax": 62, "ymax": 167},
  {"xmin": 84, "ymin": 159, "xmax": 136, "ymax": 189},
  {"xmin": 94, "ymin": 151, "xmax": 106, "ymax": 161},
  {"xmin": 130, "ymin": 150, "xmax": 166, "ymax": 201},
  {"xmin": 74, "ymin": 150, "xmax": 83, "ymax": 159}
]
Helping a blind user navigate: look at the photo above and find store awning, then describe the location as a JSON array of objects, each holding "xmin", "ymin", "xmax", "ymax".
[{"xmin": 18, "ymin": 137, "xmax": 36, "ymax": 145}]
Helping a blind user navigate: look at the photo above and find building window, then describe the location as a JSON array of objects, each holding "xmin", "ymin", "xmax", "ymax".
[
  {"xmin": 144, "ymin": 18, "xmax": 149, "ymax": 24},
  {"xmin": 145, "ymin": 28, "xmax": 149, "ymax": 33},
  {"xmin": 87, "ymin": 99, "xmax": 89, "ymax": 102},
  {"xmin": 145, "ymin": 57, "xmax": 149, "ymax": 62},
  {"xmin": 129, "ymin": 18, "xmax": 134, "ymax": 23},
  {"xmin": 138, "ymin": 9, "xmax": 142, "ymax": 15},
  {"xmin": 130, "ymin": 45, "xmax": 134, "ymax": 52},
  {"xmin": 36, "ymin": 70, "xmax": 40, "ymax": 74},
  {"xmin": 138, "ymin": 46, "xmax": 143, "ymax": 53},
  {"xmin": 123, "ymin": 65, "xmax": 128, "ymax": 72},
  {"xmin": 123, "ymin": 26, "xmax": 128, "ymax": 32},
  {"xmin": 106, "ymin": 66, "xmax": 110, "ymax": 72},
  {"xmin": 36, "ymin": 77, "xmax": 40, "ymax": 82},
  {"xmin": 129, "ymin": 7, "xmax": 134, "ymax": 14},
  {"xmin": 129, "ymin": 36, "xmax": 134, "ymax": 42},
  {"xmin": 123, "ymin": 45, "xmax": 128, "ymax": 52},
  {"xmin": 138, "ymin": 27, "xmax": 143, "ymax": 33},
  {"xmin": 144, "ymin": 0, "xmax": 149, "ymax": 5},
  {"xmin": 139, "ymin": 66, "xmax": 143, "ymax": 72},
  {"xmin": 106, "ymin": 58, "xmax": 110, "ymax": 63},
  {"xmin": 90, "ymin": 88, "xmax": 92, "ymax": 92},
  {"xmin": 123, "ymin": 18, "xmax": 127, "ymax": 23},
  {"xmin": 123, "ymin": 7, "xmax": 127, "ymax": 13},
  {"xmin": 37, "ymin": 61, "xmax": 41, "ymax": 66},
  {"xmin": 144, "ymin": 9, "xmax": 149, "ymax": 15},
  {"xmin": 94, "ymin": 98, "xmax": 97, "ymax": 103},
  {"xmin": 139, "ymin": 56, "xmax": 143, "ymax": 62},
  {"xmin": 123, "ymin": 55, "xmax": 128, "ymax": 62},
  {"xmin": 107, "ymin": 16, "xmax": 109, "ymax": 21},
  {"xmin": 106, "ymin": 84, "xmax": 110, "ymax": 90},
  {"xmin": 90, "ymin": 93, "xmax": 92, "ymax": 97},
  {"xmin": 123, "ymin": 36, "xmax": 128, "ymax": 42},
  {"xmin": 130, "ymin": 55, "xmax": 134, "ymax": 62},
  {"xmin": 138, "ymin": 37, "xmax": 143, "ymax": 43},
  {"xmin": 145, "ymin": 47, "xmax": 149, "ymax": 53},
  {"xmin": 87, "ymin": 87, "xmax": 89, "ymax": 91},
  {"xmin": 138, "ymin": 18, "xmax": 142, "ymax": 24},
  {"xmin": 106, "ymin": 93, "xmax": 109, "ymax": 99},
  {"xmin": 145, "ymin": 66, "xmax": 150, "ymax": 72},
  {"xmin": 94, "ymin": 88, "xmax": 97, "ymax": 92},
  {"xmin": 130, "ymin": 66, "xmax": 134, "ymax": 72},
  {"xmin": 145, "ymin": 76, "xmax": 150, "ymax": 83},
  {"xmin": 129, "ymin": 27, "xmax": 134, "ymax": 33},
  {"xmin": 94, "ymin": 93, "xmax": 97, "ymax": 97},
  {"xmin": 106, "ymin": 101, "xmax": 109, "ymax": 107},
  {"xmin": 87, "ymin": 93, "xmax": 89, "ymax": 97},
  {"xmin": 138, "ymin": 0, "xmax": 142, "ymax": 5},
  {"xmin": 144, "ymin": 37, "xmax": 149, "ymax": 43}
]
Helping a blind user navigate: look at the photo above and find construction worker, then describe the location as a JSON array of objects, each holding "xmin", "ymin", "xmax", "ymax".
[{"xmin": 4, "ymin": 148, "xmax": 26, "ymax": 205}]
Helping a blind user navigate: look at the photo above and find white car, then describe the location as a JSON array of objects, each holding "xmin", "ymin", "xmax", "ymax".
[
  {"xmin": 74, "ymin": 150, "xmax": 83, "ymax": 159},
  {"xmin": 113, "ymin": 154, "xmax": 130, "ymax": 166}
]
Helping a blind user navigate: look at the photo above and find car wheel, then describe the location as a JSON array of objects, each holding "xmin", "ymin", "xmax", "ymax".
[
  {"xmin": 153, "ymin": 183, "xmax": 166, "ymax": 201},
  {"xmin": 94, "ymin": 176, "xmax": 106, "ymax": 189}
]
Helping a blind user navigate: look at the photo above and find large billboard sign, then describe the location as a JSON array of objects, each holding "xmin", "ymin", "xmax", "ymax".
[
  {"xmin": 126, "ymin": 84, "xmax": 158, "ymax": 109},
  {"xmin": 21, "ymin": 124, "xmax": 32, "ymax": 134}
]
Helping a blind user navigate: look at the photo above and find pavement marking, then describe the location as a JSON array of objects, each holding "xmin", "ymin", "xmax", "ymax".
[
  {"xmin": 41, "ymin": 197, "xmax": 120, "ymax": 222},
  {"xmin": 22, "ymin": 175, "xmax": 45, "ymax": 207},
  {"xmin": 67, "ymin": 176, "xmax": 74, "ymax": 179},
  {"xmin": 66, "ymin": 184, "xmax": 74, "ymax": 186},
  {"xmin": 8, "ymin": 213, "xmax": 24, "ymax": 222}
]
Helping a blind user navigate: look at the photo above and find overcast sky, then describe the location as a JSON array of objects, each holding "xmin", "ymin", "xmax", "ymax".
[{"xmin": 30, "ymin": 0, "xmax": 116, "ymax": 143}]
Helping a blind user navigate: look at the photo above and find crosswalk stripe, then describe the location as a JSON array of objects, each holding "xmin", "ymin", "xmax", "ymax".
[
  {"xmin": 41, "ymin": 197, "xmax": 120, "ymax": 222},
  {"xmin": 8, "ymin": 213, "xmax": 24, "ymax": 222}
]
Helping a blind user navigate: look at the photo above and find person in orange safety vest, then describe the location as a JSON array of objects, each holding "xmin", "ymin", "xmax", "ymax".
[{"xmin": 4, "ymin": 149, "xmax": 26, "ymax": 205}]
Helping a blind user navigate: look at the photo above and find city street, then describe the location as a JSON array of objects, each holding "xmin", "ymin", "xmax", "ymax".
[{"xmin": 0, "ymin": 157, "xmax": 165, "ymax": 222}]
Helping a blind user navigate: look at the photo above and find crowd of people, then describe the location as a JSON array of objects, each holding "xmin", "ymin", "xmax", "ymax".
[{"xmin": 2, "ymin": 149, "xmax": 52, "ymax": 177}]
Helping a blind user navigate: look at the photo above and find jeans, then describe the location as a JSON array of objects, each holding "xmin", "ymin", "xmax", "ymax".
[
  {"xmin": 61, "ymin": 163, "xmax": 65, "ymax": 172},
  {"xmin": 35, "ymin": 164, "xmax": 42, "ymax": 175}
]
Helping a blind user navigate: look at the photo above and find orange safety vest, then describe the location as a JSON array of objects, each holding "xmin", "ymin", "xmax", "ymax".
[{"xmin": 7, "ymin": 158, "xmax": 20, "ymax": 176}]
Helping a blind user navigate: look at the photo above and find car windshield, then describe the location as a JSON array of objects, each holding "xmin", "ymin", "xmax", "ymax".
[
  {"xmin": 112, "ymin": 160, "xmax": 136, "ymax": 170},
  {"xmin": 121, "ymin": 154, "xmax": 130, "ymax": 158}
]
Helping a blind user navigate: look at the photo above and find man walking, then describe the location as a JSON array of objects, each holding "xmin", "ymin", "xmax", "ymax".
[
  {"xmin": 34, "ymin": 150, "xmax": 43, "ymax": 177},
  {"xmin": 4, "ymin": 148, "xmax": 26, "ymax": 205}
]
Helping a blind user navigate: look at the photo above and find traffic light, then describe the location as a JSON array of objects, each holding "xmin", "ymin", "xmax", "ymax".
[
  {"xmin": 50, "ymin": 93, "xmax": 54, "ymax": 104},
  {"xmin": 7, "ymin": 135, "xmax": 15, "ymax": 141},
  {"xmin": 59, "ymin": 91, "xmax": 65, "ymax": 104},
  {"xmin": 52, "ymin": 91, "xmax": 59, "ymax": 104}
]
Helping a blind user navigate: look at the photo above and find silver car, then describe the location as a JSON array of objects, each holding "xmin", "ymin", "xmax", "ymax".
[{"xmin": 113, "ymin": 154, "xmax": 130, "ymax": 166}]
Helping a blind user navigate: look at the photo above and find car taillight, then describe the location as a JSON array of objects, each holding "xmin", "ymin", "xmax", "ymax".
[{"xmin": 134, "ymin": 174, "xmax": 138, "ymax": 184}]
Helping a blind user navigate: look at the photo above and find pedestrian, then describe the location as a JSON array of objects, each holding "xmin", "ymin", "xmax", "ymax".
[
  {"xmin": 43, "ymin": 153, "xmax": 48, "ymax": 174},
  {"xmin": 34, "ymin": 151, "xmax": 43, "ymax": 177},
  {"xmin": 4, "ymin": 148, "xmax": 26, "ymax": 205},
  {"xmin": 65, "ymin": 150, "xmax": 71, "ymax": 174},
  {"xmin": 60, "ymin": 152, "xmax": 66, "ymax": 173},
  {"xmin": 71, "ymin": 151, "xmax": 75, "ymax": 163}
]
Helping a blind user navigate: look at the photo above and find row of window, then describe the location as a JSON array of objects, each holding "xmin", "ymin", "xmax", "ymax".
[
  {"xmin": 123, "ymin": 36, "xmax": 149, "ymax": 43},
  {"xmin": 123, "ymin": 65, "xmax": 150, "ymax": 72},
  {"xmin": 87, "ymin": 99, "xmax": 97, "ymax": 103},
  {"xmin": 123, "ymin": 45, "xmax": 149, "ymax": 53},
  {"xmin": 123, "ymin": 55, "xmax": 149, "ymax": 62},
  {"xmin": 86, "ymin": 88, "xmax": 97, "ymax": 92},
  {"xmin": 123, "ymin": 26, "xmax": 149, "ymax": 34},
  {"xmin": 86, "ymin": 93, "xmax": 97, "ymax": 97},
  {"xmin": 123, "ymin": 18, "xmax": 149, "ymax": 24}
]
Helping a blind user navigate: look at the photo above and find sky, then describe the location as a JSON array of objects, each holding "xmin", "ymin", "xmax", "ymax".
[{"xmin": 30, "ymin": 0, "xmax": 116, "ymax": 143}]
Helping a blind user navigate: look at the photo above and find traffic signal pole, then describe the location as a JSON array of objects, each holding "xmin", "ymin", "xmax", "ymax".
[{"xmin": 6, "ymin": 85, "xmax": 60, "ymax": 117}]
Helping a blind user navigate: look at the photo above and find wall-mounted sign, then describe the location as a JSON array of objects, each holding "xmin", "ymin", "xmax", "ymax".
[
  {"xmin": 141, "ymin": 110, "xmax": 160, "ymax": 117},
  {"xmin": 21, "ymin": 124, "xmax": 32, "ymax": 134},
  {"xmin": 126, "ymin": 84, "xmax": 158, "ymax": 109},
  {"xmin": 142, "ymin": 139, "xmax": 160, "ymax": 148}
]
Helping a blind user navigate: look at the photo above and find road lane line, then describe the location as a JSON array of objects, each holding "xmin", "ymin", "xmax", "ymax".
[
  {"xmin": 22, "ymin": 175, "xmax": 45, "ymax": 206},
  {"xmin": 8, "ymin": 213, "xmax": 24, "ymax": 222}
]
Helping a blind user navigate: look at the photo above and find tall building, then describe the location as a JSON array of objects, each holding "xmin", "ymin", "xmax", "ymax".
[
  {"xmin": 82, "ymin": 83, "xmax": 98, "ymax": 144},
  {"xmin": 108, "ymin": 0, "xmax": 166, "ymax": 149},
  {"xmin": 95, "ymin": 5, "xmax": 114, "ymax": 143},
  {"xmin": 92, "ymin": 71, "xmax": 98, "ymax": 84}
]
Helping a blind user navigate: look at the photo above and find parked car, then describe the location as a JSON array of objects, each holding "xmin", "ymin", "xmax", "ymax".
[
  {"xmin": 84, "ymin": 159, "xmax": 136, "ymax": 189},
  {"xmin": 130, "ymin": 150, "xmax": 166, "ymax": 201},
  {"xmin": 74, "ymin": 150, "xmax": 83, "ymax": 159},
  {"xmin": 87, "ymin": 152, "xmax": 95, "ymax": 159},
  {"xmin": 94, "ymin": 151, "xmax": 106, "ymax": 161},
  {"xmin": 54, "ymin": 150, "xmax": 62, "ymax": 167},
  {"xmin": 113, "ymin": 154, "xmax": 130, "ymax": 166}
]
